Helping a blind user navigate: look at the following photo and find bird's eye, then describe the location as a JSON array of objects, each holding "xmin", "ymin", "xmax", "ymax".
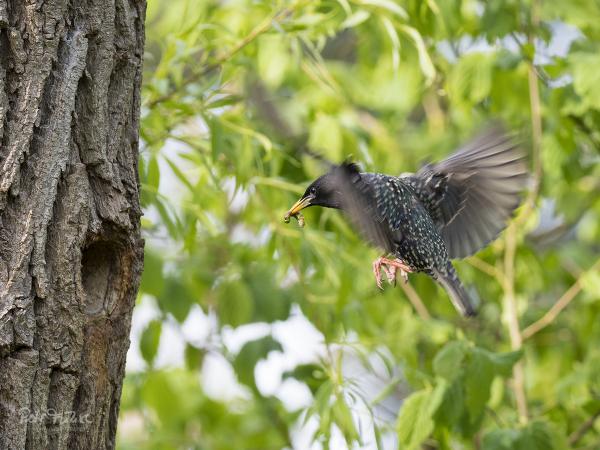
[{"xmin": 310, "ymin": 187, "xmax": 316, "ymax": 195}]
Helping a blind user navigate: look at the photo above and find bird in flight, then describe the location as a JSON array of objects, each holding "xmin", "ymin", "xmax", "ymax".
[{"xmin": 284, "ymin": 126, "xmax": 528, "ymax": 316}]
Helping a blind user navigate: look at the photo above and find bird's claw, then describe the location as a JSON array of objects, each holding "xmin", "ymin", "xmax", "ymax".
[
  {"xmin": 372, "ymin": 257, "xmax": 412, "ymax": 289},
  {"xmin": 383, "ymin": 265, "xmax": 397, "ymax": 286},
  {"xmin": 385, "ymin": 265, "xmax": 409, "ymax": 286},
  {"xmin": 373, "ymin": 259, "xmax": 385, "ymax": 290},
  {"xmin": 398, "ymin": 268, "xmax": 409, "ymax": 284}
]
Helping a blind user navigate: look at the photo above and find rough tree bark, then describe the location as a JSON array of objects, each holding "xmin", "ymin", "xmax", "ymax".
[{"xmin": 0, "ymin": 1, "xmax": 145, "ymax": 449}]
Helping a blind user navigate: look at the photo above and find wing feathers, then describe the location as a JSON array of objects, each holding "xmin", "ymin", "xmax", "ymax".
[
  {"xmin": 409, "ymin": 125, "xmax": 528, "ymax": 258},
  {"xmin": 328, "ymin": 163, "xmax": 398, "ymax": 254}
]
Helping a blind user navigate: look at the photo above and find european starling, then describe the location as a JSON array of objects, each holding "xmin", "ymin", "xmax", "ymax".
[{"xmin": 284, "ymin": 126, "xmax": 528, "ymax": 316}]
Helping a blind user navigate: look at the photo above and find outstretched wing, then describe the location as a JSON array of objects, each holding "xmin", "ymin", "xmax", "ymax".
[
  {"xmin": 403, "ymin": 125, "xmax": 528, "ymax": 259},
  {"xmin": 329, "ymin": 163, "xmax": 399, "ymax": 254}
]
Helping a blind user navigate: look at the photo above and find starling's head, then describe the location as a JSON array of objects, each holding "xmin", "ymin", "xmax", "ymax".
[
  {"xmin": 286, "ymin": 173, "xmax": 343, "ymax": 218},
  {"xmin": 285, "ymin": 162, "xmax": 361, "ymax": 219}
]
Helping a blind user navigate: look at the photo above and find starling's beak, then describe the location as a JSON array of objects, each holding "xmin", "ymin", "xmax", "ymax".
[
  {"xmin": 284, "ymin": 194, "xmax": 313, "ymax": 222},
  {"xmin": 289, "ymin": 195, "xmax": 313, "ymax": 214}
]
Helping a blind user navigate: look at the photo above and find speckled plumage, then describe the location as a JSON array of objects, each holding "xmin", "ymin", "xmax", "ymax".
[
  {"xmin": 337, "ymin": 171, "xmax": 474, "ymax": 315},
  {"xmin": 287, "ymin": 126, "xmax": 528, "ymax": 316},
  {"xmin": 362, "ymin": 173, "xmax": 447, "ymax": 273}
]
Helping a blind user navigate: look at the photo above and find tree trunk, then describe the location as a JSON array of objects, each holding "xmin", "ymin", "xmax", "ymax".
[{"xmin": 0, "ymin": 1, "xmax": 145, "ymax": 449}]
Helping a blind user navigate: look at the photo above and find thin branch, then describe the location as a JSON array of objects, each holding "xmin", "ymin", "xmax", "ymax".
[
  {"xmin": 562, "ymin": 257, "xmax": 584, "ymax": 278},
  {"xmin": 503, "ymin": 223, "xmax": 528, "ymax": 423},
  {"xmin": 147, "ymin": 7, "xmax": 294, "ymax": 108},
  {"xmin": 485, "ymin": 407, "xmax": 506, "ymax": 428},
  {"xmin": 574, "ymin": 439, "xmax": 600, "ymax": 450},
  {"xmin": 569, "ymin": 408, "xmax": 600, "ymax": 446},
  {"xmin": 500, "ymin": 0, "xmax": 543, "ymax": 424},
  {"xmin": 511, "ymin": 357, "xmax": 528, "ymax": 424},
  {"xmin": 568, "ymin": 114, "xmax": 600, "ymax": 151},
  {"xmin": 523, "ymin": 258, "xmax": 600, "ymax": 340},
  {"xmin": 467, "ymin": 256, "xmax": 506, "ymax": 284},
  {"xmin": 508, "ymin": 32, "xmax": 552, "ymax": 88},
  {"xmin": 399, "ymin": 281, "xmax": 431, "ymax": 320},
  {"xmin": 524, "ymin": 51, "xmax": 544, "ymax": 220},
  {"xmin": 511, "ymin": 5, "xmax": 543, "ymax": 230}
]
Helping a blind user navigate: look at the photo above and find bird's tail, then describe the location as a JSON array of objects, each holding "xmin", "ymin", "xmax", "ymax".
[{"xmin": 434, "ymin": 264, "xmax": 477, "ymax": 317}]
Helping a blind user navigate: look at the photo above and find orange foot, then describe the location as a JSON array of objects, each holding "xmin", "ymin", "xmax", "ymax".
[{"xmin": 372, "ymin": 257, "xmax": 412, "ymax": 290}]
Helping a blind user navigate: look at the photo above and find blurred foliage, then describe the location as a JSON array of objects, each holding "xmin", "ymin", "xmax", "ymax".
[{"xmin": 118, "ymin": 0, "xmax": 600, "ymax": 449}]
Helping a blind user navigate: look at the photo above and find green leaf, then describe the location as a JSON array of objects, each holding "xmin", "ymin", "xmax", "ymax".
[
  {"xmin": 147, "ymin": 155, "xmax": 160, "ymax": 190},
  {"xmin": 140, "ymin": 320, "xmax": 162, "ymax": 365},
  {"xmin": 140, "ymin": 249, "xmax": 164, "ymax": 297},
  {"xmin": 435, "ymin": 379, "xmax": 464, "ymax": 428},
  {"xmin": 311, "ymin": 380, "xmax": 334, "ymax": 434},
  {"xmin": 216, "ymin": 279, "xmax": 254, "ymax": 328},
  {"xmin": 487, "ymin": 349, "xmax": 523, "ymax": 376},
  {"xmin": 448, "ymin": 52, "xmax": 495, "ymax": 103},
  {"xmin": 341, "ymin": 10, "xmax": 371, "ymax": 29},
  {"xmin": 258, "ymin": 35, "xmax": 290, "ymax": 88},
  {"xmin": 158, "ymin": 277, "xmax": 195, "ymax": 322},
  {"xmin": 209, "ymin": 116, "xmax": 233, "ymax": 162},
  {"xmin": 516, "ymin": 420, "xmax": 558, "ymax": 450},
  {"xmin": 482, "ymin": 421, "xmax": 564, "ymax": 450},
  {"xmin": 433, "ymin": 340, "xmax": 468, "ymax": 381},
  {"xmin": 397, "ymin": 381, "xmax": 447, "ymax": 449},
  {"xmin": 465, "ymin": 348, "xmax": 495, "ymax": 420},
  {"xmin": 314, "ymin": 379, "xmax": 334, "ymax": 414},
  {"xmin": 398, "ymin": 25, "xmax": 436, "ymax": 84},
  {"xmin": 332, "ymin": 396, "xmax": 359, "ymax": 442},
  {"xmin": 359, "ymin": 0, "xmax": 408, "ymax": 19},
  {"xmin": 184, "ymin": 343, "xmax": 205, "ymax": 370},
  {"xmin": 154, "ymin": 196, "xmax": 181, "ymax": 238},
  {"xmin": 205, "ymin": 94, "xmax": 243, "ymax": 109},
  {"xmin": 463, "ymin": 348, "xmax": 522, "ymax": 428},
  {"xmin": 382, "ymin": 17, "xmax": 400, "ymax": 70},
  {"xmin": 581, "ymin": 269, "xmax": 600, "ymax": 300},
  {"xmin": 482, "ymin": 428, "xmax": 520, "ymax": 450},
  {"xmin": 245, "ymin": 264, "xmax": 291, "ymax": 323},
  {"xmin": 233, "ymin": 335, "xmax": 283, "ymax": 388},
  {"xmin": 283, "ymin": 363, "xmax": 327, "ymax": 395},
  {"xmin": 139, "ymin": 370, "xmax": 202, "ymax": 431},
  {"xmin": 308, "ymin": 113, "xmax": 343, "ymax": 160},
  {"xmin": 140, "ymin": 371, "xmax": 179, "ymax": 427},
  {"xmin": 570, "ymin": 52, "xmax": 600, "ymax": 112},
  {"xmin": 164, "ymin": 156, "xmax": 194, "ymax": 191}
]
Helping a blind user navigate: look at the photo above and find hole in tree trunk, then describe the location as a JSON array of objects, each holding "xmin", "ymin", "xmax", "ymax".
[{"xmin": 81, "ymin": 241, "xmax": 120, "ymax": 315}]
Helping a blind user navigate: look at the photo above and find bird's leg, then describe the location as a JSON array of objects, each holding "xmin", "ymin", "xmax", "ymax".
[
  {"xmin": 373, "ymin": 256, "xmax": 400, "ymax": 289},
  {"xmin": 372, "ymin": 256, "xmax": 412, "ymax": 289},
  {"xmin": 382, "ymin": 258, "xmax": 411, "ymax": 285},
  {"xmin": 384, "ymin": 264, "xmax": 405, "ymax": 286},
  {"xmin": 372, "ymin": 258, "xmax": 386, "ymax": 290}
]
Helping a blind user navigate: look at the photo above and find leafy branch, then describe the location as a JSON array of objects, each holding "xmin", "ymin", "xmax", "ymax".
[
  {"xmin": 399, "ymin": 281, "xmax": 431, "ymax": 320},
  {"xmin": 501, "ymin": 0, "xmax": 544, "ymax": 425},
  {"xmin": 147, "ymin": 6, "xmax": 295, "ymax": 108},
  {"xmin": 523, "ymin": 258, "xmax": 600, "ymax": 340},
  {"xmin": 503, "ymin": 224, "xmax": 528, "ymax": 423},
  {"xmin": 569, "ymin": 407, "xmax": 600, "ymax": 446}
]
